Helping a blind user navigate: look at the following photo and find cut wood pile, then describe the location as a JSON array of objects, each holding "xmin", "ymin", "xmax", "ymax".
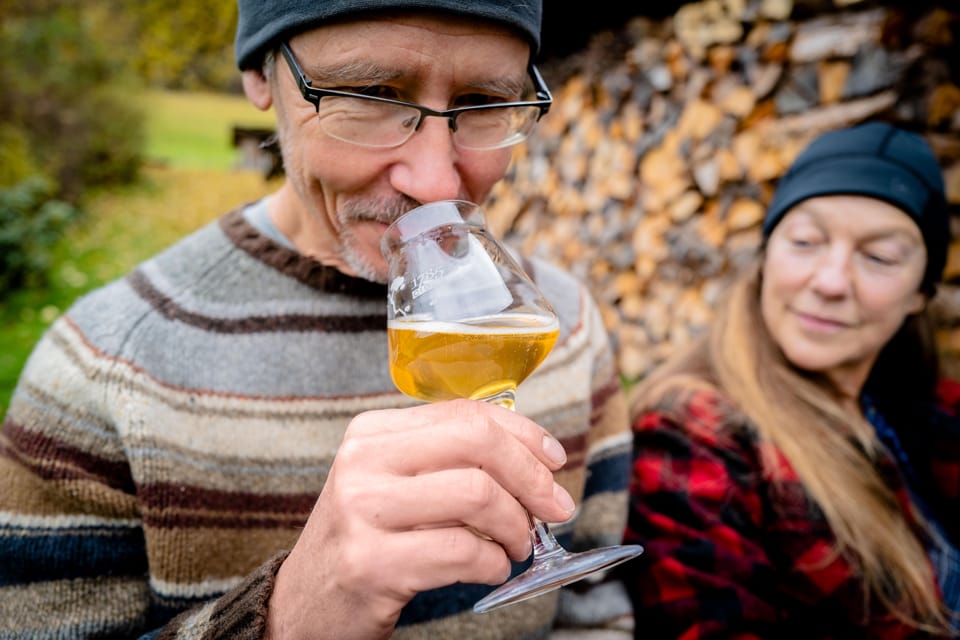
[{"xmin": 484, "ymin": 0, "xmax": 960, "ymax": 383}]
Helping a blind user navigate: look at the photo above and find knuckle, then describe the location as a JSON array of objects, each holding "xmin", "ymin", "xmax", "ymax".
[
  {"xmin": 442, "ymin": 527, "xmax": 479, "ymax": 557},
  {"xmin": 337, "ymin": 538, "xmax": 378, "ymax": 588},
  {"xmin": 456, "ymin": 408, "xmax": 502, "ymax": 447},
  {"xmin": 334, "ymin": 435, "xmax": 365, "ymax": 467},
  {"xmin": 344, "ymin": 408, "xmax": 380, "ymax": 436},
  {"xmin": 461, "ymin": 469, "xmax": 499, "ymax": 512},
  {"xmin": 439, "ymin": 530, "xmax": 511, "ymax": 586},
  {"xmin": 524, "ymin": 455, "xmax": 555, "ymax": 495}
]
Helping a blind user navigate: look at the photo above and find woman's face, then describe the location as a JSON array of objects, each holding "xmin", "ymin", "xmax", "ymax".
[{"xmin": 760, "ymin": 195, "xmax": 928, "ymax": 396}]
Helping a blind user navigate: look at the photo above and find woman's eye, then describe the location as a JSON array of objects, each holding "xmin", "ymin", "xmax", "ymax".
[
  {"xmin": 863, "ymin": 251, "xmax": 899, "ymax": 266},
  {"xmin": 789, "ymin": 236, "xmax": 819, "ymax": 248},
  {"xmin": 862, "ymin": 243, "xmax": 905, "ymax": 266}
]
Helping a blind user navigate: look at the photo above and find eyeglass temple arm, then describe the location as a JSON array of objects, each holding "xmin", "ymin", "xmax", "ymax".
[
  {"xmin": 280, "ymin": 43, "xmax": 322, "ymax": 109},
  {"xmin": 529, "ymin": 65, "xmax": 552, "ymax": 115}
]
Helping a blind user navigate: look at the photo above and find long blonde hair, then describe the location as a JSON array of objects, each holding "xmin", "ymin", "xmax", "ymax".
[{"xmin": 632, "ymin": 258, "xmax": 954, "ymax": 633}]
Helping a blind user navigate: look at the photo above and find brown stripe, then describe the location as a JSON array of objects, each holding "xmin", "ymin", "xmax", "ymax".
[
  {"xmin": 127, "ymin": 268, "xmax": 385, "ymax": 334},
  {"xmin": 558, "ymin": 432, "xmax": 588, "ymax": 472},
  {"xmin": 0, "ymin": 457, "xmax": 138, "ymax": 519},
  {"xmin": 0, "ymin": 419, "xmax": 135, "ymax": 493},
  {"xmin": 589, "ymin": 371, "xmax": 630, "ymax": 443},
  {"xmin": 143, "ymin": 510, "xmax": 307, "ymax": 530},
  {"xmin": 591, "ymin": 376, "xmax": 622, "ymax": 417},
  {"xmin": 219, "ymin": 208, "xmax": 387, "ymax": 298},
  {"xmin": 15, "ymin": 380, "xmax": 119, "ymax": 454},
  {"xmin": 139, "ymin": 482, "xmax": 316, "ymax": 514},
  {"xmin": 555, "ymin": 465, "xmax": 588, "ymax": 502},
  {"xmin": 148, "ymin": 527, "xmax": 296, "ymax": 584}
]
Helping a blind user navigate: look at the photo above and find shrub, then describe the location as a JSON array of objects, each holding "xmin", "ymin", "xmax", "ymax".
[
  {"xmin": 0, "ymin": 124, "xmax": 39, "ymax": 187},
  {"xmin": 0, "ymin": 6, "xmax": 145, "ymax": 202},
  {"xmin": 0, "ymin": 175, "xmax": 81, "ymax": 298},
  {"xmin": 0, "ymin": 175, "xmax": 80, "ymax": 299}
]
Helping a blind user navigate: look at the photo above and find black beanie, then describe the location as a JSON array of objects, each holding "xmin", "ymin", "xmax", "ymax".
[
  {"xmin": 235, "ymin": 0, "xmax": 542, "ymax": 70},
  {"xmin": 763, "ymin": 122, "xmax": 950, "ymax": 289}
]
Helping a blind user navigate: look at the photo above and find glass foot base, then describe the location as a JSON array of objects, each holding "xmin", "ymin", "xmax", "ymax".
[{"xmin": 473, "ymin": 543, "xmax": 643, "ymax": 613}]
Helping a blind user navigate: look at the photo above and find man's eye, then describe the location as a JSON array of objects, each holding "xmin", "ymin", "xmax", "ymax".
[
  {"xmin": 341, "ymin": 85, "xmax": 401, "ymax": 100},
  {"xmin": 454, "ymin": 93, "xmax": 509, "ymax": 108}
]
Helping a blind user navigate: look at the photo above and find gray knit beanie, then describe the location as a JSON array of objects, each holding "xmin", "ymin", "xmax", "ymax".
[{"xmin": 235, "ymin": 0, "xmax": 542, "ymax": 70}]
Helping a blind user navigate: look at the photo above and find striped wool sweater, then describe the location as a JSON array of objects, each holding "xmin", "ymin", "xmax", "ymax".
[{"xmin": 0, "ymin": 205, "xmax": 631, "ymax": 639}]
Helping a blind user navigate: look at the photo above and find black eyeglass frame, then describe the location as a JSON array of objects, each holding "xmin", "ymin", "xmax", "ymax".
[{"xmin": 279, "ymin": 42, "xmax": 552, "ymax": 147}]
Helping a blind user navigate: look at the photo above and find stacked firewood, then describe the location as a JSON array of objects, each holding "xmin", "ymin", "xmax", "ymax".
[{"xmin": 485, "ymin": 0, "xmax": 960, "ymax": 383}]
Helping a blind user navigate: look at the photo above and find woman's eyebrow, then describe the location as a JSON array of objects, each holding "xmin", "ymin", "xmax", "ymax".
[{"xmin": 860, "ymin": 228, "xmax": 923, "ymax": 243}]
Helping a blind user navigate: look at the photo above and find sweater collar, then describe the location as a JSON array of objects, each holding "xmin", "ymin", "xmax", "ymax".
[{"xmin": 219, "ymin": 206, "xmax": 387, "ymax": 299}]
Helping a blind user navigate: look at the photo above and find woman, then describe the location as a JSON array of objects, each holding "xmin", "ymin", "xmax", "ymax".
[{"xmin": 623, "ymin": 121, "xmax": 959, "ymax": 638}]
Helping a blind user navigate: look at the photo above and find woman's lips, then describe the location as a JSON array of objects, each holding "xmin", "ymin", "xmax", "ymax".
[{"xmin": 794, "ymin": 310, "xmax": 851, "ymax": 332}]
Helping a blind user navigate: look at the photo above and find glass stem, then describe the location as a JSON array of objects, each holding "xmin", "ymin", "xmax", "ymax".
[
  {"xmin": 528, "ymin": 512, "xmax": 565, "ymax": 558},
  {"xmin": 481, "ymin": 388, "xmax": 517, "ymax": 411},
  {"xmin": 484, "ymin": 388, "xmax": 566, "ymax": 560}
]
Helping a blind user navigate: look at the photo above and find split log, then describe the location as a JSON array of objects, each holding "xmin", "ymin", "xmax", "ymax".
[{"xmin": 485, "ymin": 0, "xmax": 960, "ymax": 382}]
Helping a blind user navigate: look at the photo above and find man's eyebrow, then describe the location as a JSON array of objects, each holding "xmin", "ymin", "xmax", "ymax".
[
  {"xmin": 476, "ymin": 76, "xmax": 526, "ymax": 97},
  {"xmin": 305, "ymin": 60, "xmax": 526, "ymax": 96},
  {"xmin": 306, "ymin": 61, "xmax": 402, "ymax": 85}
]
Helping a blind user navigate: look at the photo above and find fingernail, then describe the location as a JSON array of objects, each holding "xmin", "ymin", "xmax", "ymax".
[
  {"xmin": 542, "ymin": 434, "xmax": 567, "ymax": 466},
  {"xmin": 554, "ymin": 483, "xmax": 576, "ymax": 515}
]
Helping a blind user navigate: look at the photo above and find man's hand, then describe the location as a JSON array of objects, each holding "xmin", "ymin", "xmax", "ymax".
[{"xmin": 266, "ymin": 399, "xmax": 574, "ymax": 639}]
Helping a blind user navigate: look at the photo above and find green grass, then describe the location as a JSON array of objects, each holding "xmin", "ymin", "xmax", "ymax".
[
  {"xmin": 140, "ymin": 89, "xmax": 276, "ymax": 170},
  {"xmin": 0, "ymin": 90, "xmax": 281, "ymax": 413}
]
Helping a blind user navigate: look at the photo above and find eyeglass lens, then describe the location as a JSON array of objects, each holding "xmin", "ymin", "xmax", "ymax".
[{"xmin": 315, "ymin": 97, "xmax": 542, "ymax": 150}]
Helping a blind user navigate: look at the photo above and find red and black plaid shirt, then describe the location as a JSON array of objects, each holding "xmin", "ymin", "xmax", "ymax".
[{"xmin": 623, "ymin": 380, "xmax": 960, "ymax": 639}]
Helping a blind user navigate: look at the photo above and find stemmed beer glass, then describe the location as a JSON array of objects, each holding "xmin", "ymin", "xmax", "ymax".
[{"xmin": 381, "ymin": 200, "xmax": 643, "ymax": 613}]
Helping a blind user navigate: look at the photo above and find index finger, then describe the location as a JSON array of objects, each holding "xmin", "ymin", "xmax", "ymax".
[
  {"xmin": 349, "ymin": 399, "xmax": 569, "ymax": 471},
  {"xmin": 346, "ymin": 400, "xmax": 574, "ymax": 522}
]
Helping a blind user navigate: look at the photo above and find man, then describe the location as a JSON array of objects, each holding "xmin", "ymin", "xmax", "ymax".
[{"xmin": 0, "ymin": 1, "xmax": 631, "ymax": 637}]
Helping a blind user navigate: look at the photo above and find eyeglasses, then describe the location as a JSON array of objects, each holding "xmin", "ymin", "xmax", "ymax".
[{"xmin": 279, "ymin": 42, "xmax": 552, "ymax": 151}]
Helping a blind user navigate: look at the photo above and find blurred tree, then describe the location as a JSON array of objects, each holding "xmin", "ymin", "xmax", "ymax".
[
  {"xmin": 0, "ymin": 1, "xmax": 144, "ymax": 297},
  {"xmin": 90, "ymin": 0, "xmax": 240, "ymax": 91},
  {"xmin": 0, "ymin": 3, "xmax": 145, "ymax": 201},
  {"xmin": 0, "ymin": 176, "xmax": 80, "ymax": 295}
]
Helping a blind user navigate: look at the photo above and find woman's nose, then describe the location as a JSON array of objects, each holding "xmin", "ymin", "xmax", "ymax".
[{"xmin": 810, "ymin": 248, "xmax": 853, "ymax": 297}]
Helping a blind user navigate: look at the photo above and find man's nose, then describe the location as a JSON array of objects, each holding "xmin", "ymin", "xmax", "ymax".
[{"xmin": 387, "ymin": 115, "xmax": 463, "ymax": 204}]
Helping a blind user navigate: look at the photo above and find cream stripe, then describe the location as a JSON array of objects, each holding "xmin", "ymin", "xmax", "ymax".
[
  {"xmin": 0, "ymin": 511, "xmax": 140, "ymax": 530},
  {"xmin": 14, "ymin": 384, "xmax": 124, "ymax": 461},
  {"xmin": 517, "ymin": 297, "xmax": 595, "ymax": 427},
  {"xmin": 56, "ymin": 319, "xmax": 414, "ymax": 418},
  {"xmin": 0, "ymin": 576, "xmax": 148, "ymax": 632},
  {"xmin": 149, "ymin": 575, "xmax": 243, "ymax": 600},
  {"xmin": 128, "ymin": 449, "xmax": 326, "ymax": 495},
  {"xmin": 44, "ymin": 320, "xmax": 421, "ymax": 458},
  {"xmin": 587, "ymin": 431, "xmax": 632, "ymax": 460},
  {"xmin": 574, "ymin": 490, "xmax": 631, "ymax": 545}
]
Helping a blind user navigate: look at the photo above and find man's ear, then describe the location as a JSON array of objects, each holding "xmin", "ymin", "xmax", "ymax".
[{"xmin": 242, "ymin": 69, "xmax": 273, "ymax": 111}]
